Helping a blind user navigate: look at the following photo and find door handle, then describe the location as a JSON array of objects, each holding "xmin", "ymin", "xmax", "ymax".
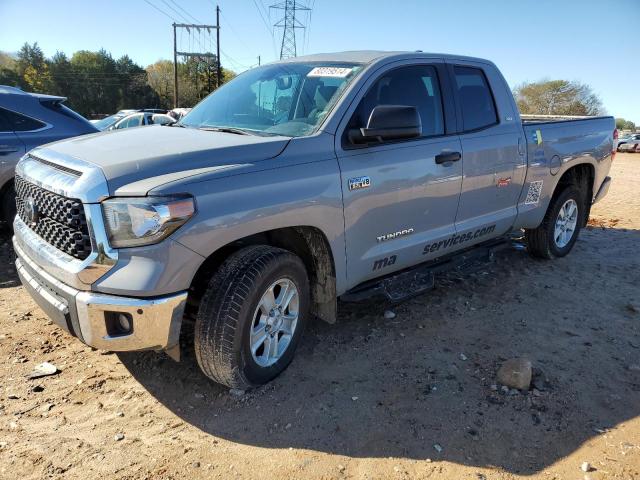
[{"xmin": 435, "ymin": 151, "xmax": 461, "ymax": 164}]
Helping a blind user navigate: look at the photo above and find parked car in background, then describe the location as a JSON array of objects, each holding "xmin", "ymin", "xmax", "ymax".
[
  {"xmin": 0, "ymin": 85, "xmax": 98, "ymax": 227},
  {"xmin": 616, "ymin": 133, "xmax": 640, "ymax": 152},
  {"xmin": 94, "ymin": 109, "xmax": 170, "ymax": 131},
  {"xmin": 93, "ymin": 112, "xmax": 127, "ymax": 130},
  {"xmin": 110, "ymin": 112, "xmax": 175, "ymax": 130}
]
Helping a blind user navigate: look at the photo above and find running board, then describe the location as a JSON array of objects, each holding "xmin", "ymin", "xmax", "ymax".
[{"xmin": 341, "ymin": 238, "xmax": 512, "ymax": 303}]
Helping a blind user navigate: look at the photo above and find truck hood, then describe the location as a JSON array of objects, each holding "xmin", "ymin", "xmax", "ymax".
[{"xmin": 36, "ymin": 125, "xmax": 290, "ymax": 194}]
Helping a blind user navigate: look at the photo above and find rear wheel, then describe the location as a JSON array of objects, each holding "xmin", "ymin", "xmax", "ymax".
[
  {"xmin": 525, "ymin": 187, "xmax": 583, "ymax": 259},
  {"xmin": 194, "ymin": 245, "xmax": 310, "ymax": 389}
]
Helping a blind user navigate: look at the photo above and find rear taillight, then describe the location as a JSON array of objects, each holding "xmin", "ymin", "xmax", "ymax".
[{"xmin": 612, "ymin": 128, "xmax": 618, "ymax": 160}]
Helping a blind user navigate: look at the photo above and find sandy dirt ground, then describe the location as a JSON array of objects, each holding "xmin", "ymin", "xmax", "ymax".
[{"xmin": 0, "ymin": 153, "xmax": 639, "ymax": 480}]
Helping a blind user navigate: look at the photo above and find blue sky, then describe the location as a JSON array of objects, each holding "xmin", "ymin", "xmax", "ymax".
[{"xmin": 1, "ymin": 0, "xmax": 639, "ymax": 122}]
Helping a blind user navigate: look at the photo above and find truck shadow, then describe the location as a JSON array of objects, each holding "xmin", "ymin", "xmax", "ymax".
[
  {"xmin": 118, "ymin": 226, "xmax": 640, "ymax": 473},
  {"xmin": 0, "ymin": 230, "xmax": 19, "ymax": 288}
]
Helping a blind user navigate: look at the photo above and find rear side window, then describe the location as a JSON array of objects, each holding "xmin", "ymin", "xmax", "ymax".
[
  {"xmin": 0, "ymin": 111, "xmax": 10, "ymax": 131},
  {"xmin": 0, "ymin": 107, "xmax": 47, "ymax": 132},
  {"xmin": 453, "ymin": 66, "xmax": 498, "ymax": 131},
  {"xmin": 352, "ymin": 65, "xmax": 445, "ymax": 137}
]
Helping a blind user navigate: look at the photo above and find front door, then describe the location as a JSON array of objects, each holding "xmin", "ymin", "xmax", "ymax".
[{"xmin": 335, "ymin": 61, "xmax": 463, "ymax": 289}]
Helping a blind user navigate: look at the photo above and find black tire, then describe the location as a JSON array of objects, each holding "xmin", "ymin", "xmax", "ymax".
[
  {"xmin": 194, "ymin": 245, "xmax": 310, "ymax": 389},
  {"xmin": 525, "ymin": 186, "xmax": 583, "ymax": 259},
  {"xmin": 1, "ymin": 182, "xmax": 16, "ymax": 231}
]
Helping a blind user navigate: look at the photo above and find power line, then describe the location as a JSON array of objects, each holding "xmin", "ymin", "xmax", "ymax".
[
  {"xmin": 160, "ymin": 0, "xmax": 192, "ymax": 23},
  {"xmin": 142, "ymin": 0, "xmax": 176, "ymax": 21},
  {"xmin": 252, "ymin": 0, "xmax": 277, "ymax": 58},
  {"xmin": 270, "ymin": 0, "xmax": 310, "ymax": 59},
  {"xmin": 167, "ymin": 0, "xmax": 202, "ymax": 23},
  {"xmin": 219, "ymin": 11, "xmax": 253, "ymax": 54}
]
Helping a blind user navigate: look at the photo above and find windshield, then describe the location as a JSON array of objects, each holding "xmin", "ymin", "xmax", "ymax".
[
  {"xmin": 181, "ymin": 62, "xmax": 363, "ymax": 137},
  {"xmin": 94, "ymin": 114, "xmax": 123, "ymax": 130}
]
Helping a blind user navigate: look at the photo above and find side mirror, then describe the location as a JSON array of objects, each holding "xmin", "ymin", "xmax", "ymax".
[{"xmin": 350, "ymin": 105, "xmax": 421, "ymax": 144}]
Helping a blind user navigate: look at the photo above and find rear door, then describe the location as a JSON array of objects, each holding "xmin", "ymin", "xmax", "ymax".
[
  {"xmin": 335, "ymin": 60, "xmax": 463, "ymax": 288},
  {"xmin": 447, "ymin": 62, "xmax": 525, "ymax": 243}
]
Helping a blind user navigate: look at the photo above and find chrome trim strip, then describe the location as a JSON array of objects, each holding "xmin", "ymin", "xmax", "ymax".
[{"xmin": 16, "ymin": 149, "xmax": 110, "ymax": 202}]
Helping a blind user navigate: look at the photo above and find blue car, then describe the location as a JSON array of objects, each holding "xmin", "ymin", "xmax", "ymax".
[{"xmin": 0, "ymin": 86, "xmax": 98, "ymax": 227}]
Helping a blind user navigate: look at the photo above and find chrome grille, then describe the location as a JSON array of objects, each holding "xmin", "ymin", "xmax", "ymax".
[{"xmin": 15, "ymin": 175, "xmax": 92, "ymax": 260}]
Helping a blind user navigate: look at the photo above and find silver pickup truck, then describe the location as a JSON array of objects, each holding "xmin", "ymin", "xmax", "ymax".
[{"xmin": 12, "ymin": 51, "xmax": 615, "ymax": 389}]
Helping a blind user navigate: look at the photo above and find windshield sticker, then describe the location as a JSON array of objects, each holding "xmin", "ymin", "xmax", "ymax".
[
  {"xmin": 524, "ymin": 180, "xmax": 543, "ymax": 205},
  {"xmin": 307, "ymin": 67, "xmax": 353, "ymax": 78}
]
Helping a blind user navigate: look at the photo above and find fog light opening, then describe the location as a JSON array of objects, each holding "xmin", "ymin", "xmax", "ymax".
[{"xmin": 105, "ymin": 312, "xmax": 134, "ymax": 337}]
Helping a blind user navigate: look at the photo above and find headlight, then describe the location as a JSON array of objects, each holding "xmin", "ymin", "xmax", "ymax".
[{"xmin": 102, "ymin": 196, "xmax": 195, "ymax": 248}]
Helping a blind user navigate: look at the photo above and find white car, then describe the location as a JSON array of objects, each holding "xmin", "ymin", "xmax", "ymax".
[
  {"xmin": 110, "ymin": 112, "xmax": 175, "ymax": 130},
  {"xmin": 617, "ymin": 133, "xmax": 640, "ymax": 152}
]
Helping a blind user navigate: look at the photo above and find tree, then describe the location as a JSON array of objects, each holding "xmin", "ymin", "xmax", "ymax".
[
  {"xmin": 115, "ymin": 55, "xmax": 160, "ymax": 110},
  {"xmin": 513, "ymin": 79, "xmax": 605, "ymax": 116},
  {"xmin": 146, "ymin": 58, "xmax": 236, "ymax": 109},
  {"xmin": 15, "ymin": 42, "xmax": 52, "ymax": 92},
  {"xmin": 616, "ymin": 118, "xmax": 636, "ymax": 131},
  {"xmin": 1, "ymin": 45, "xmax": 236, "ymax": 115}
]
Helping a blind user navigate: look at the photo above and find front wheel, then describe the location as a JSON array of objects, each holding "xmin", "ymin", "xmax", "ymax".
[
  {"xmin": 525, "ymin": 187, "xmax": 583, "ymax": 259},
  {"xmin": 194, "ymin": 245, "xmax": 310, "ymax": 389}
]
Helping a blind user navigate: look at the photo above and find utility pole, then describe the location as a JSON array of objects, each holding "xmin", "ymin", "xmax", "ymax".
[
  {"xmin": 172, "ymin": 22, "xmax": 219, "ymax": 107},
  {"xmin": 216, "ymin": 5, "xmax": 221, "ymax": 88},
  {"xmin": 258, "ymin": 55, "xmax": 261, "ymax": 66},
  {"xmin": 271, "ymin": 0, "xmax": 310, "ymax": 59},
  {"xmin": 173, "ymin": 23, "xmax": 178, "ymax": 108}
]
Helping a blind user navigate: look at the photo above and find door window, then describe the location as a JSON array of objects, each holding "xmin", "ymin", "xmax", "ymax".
[
  {"xmin": 452, "ymin": 66, "xmax": 498, "ymax": 131},
  {"xmin": 350, "ymin": 65, "xmax": 444, "ymax": 137}
]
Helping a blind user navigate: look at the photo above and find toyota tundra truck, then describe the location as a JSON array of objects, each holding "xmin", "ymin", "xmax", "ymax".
[{"xmin": 12, "ymin": 51, "xmax": 615, "ymax": 389}]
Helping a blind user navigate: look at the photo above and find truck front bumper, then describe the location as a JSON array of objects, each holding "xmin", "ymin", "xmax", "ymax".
[{"xmin": 14, "ymin": 238, "xmax": 187, "ymax": 353}]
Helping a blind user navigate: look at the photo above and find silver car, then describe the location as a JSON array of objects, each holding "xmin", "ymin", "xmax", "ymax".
[
  {"xmin": 109, "ymin": 112, "xmax": 175, "ymax": 130},
  {"xmin": 0, "ymin": 86, "xmax": 97, "ymax": 226},
  {"xmin": 617, "ymin": 133, "xmax": 640, "ymax": 152}
]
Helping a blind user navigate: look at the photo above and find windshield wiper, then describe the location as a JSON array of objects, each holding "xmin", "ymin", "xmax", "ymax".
[{"xmin": 199, "ymin": 126, "xmax": 253, "ymax": 135}]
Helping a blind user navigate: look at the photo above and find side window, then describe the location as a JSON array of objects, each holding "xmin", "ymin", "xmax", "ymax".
[
  {"xmin": 0, "ymin": 107, "xmax": 46, "ymax": 132},
  {"xmin": 351, "ymin": 65, "xmax": 444, "ymax": 137},
  {"xmin": 0, "ymin": 110, "xmax": 11, "ymax": 132},
  {"xmin": 452, "ymin": 66, "xmax": 498, "ymax": 131}
]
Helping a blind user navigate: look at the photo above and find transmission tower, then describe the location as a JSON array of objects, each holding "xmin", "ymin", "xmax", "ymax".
[{"xmin": 270, "ymin": 0, "xmax": 310, "ymax": 59}]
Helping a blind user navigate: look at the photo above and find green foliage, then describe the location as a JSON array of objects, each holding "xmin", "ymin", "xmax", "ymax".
[
  {"xmin": 0, "ymin": 42, "xmax": 236, "ymax": 117},
  {"xmin": 513, "ymin": 79, "xmax": 605, "ymax": 116},
  {"xmin": 616, "ymin": 118, "xmax": 636, "ymax": 131},
  {"xmin": 146, "ymin": 57, "xmax": 235, "ymax": 109}
]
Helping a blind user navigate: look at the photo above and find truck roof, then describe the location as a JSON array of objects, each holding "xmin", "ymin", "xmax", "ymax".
[{"xmin": 278, "ymin": 50, "xmax": 494, "ymax": 66}]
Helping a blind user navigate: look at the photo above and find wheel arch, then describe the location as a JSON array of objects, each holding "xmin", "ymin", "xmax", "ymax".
[
  {"xmin": 186, "ymin": 225, "xmax": 338, "ymax": 325},
  {"xmin": 551, "ymin": 162, "xmax": 594, "ymax": 227}
]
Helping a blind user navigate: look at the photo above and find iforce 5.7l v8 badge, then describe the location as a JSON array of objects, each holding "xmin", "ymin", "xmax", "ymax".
[{"xmin": 348, "ymin": 176, "xmax": 371, "ymax": 191}]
